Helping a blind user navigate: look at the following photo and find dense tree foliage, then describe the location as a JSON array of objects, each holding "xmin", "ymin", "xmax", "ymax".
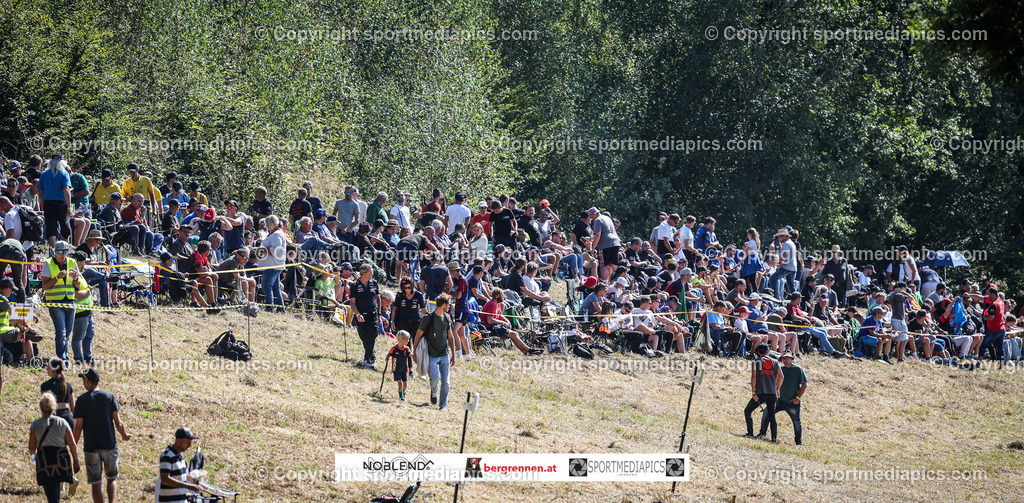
[{"xmin": 0, "ymin": 0, "xmax": 1021, "ymax": 293}]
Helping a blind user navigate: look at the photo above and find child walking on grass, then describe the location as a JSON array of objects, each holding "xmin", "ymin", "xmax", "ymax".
[{"xmin": 388, "ymin": 331, "xmax": 414, "ymax": 400}]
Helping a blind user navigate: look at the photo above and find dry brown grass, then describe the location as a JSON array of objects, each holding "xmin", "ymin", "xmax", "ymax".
[{"xmin": 1, "ymin": 290, "xmax": 1021, "ymax": 502}]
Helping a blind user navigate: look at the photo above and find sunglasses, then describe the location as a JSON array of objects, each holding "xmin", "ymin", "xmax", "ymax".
[{"xmin": 55, "ymin": 250, "xmax": 68, "ymax": 254}]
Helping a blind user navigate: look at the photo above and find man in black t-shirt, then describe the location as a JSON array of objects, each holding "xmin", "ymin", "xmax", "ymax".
[
  {"xmin": 488, "ymin": 201, "xmax": 517, "ymax": 250},
  {"xmin": 395, "ymin": 228, "xmax": 438, "ymax": 284},
  {"xmin": 742, "ymin": 343, "xmax": 783, "ymax": 442},
  {"xmin": 570, "ymin": 211, "xmax": 593, "ymax": 248},
  {"xmin": 249, "ymin": 186, "xmax": 273, "ymax": 221},
  {"xmin": 74, "ymin": 368, "xmax": 132, "ymax": 499},
  {"xmin": 288, "ymin": 188, "xmax": 313, "ymax": 230}
]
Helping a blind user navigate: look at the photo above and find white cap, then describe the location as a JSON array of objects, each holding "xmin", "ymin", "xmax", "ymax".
[
  {"xmin": 748, "ymin": 293, "xmax": 762, "ymax": 300},
  {"xmin": 615, "ymin": 277, "xmax": 629, "ymax": 287}
]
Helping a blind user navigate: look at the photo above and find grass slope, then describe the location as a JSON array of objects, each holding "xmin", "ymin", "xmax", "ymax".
[{"xmin": 0, "ymin": 303, "xmax": 1021, "ymax": 502}]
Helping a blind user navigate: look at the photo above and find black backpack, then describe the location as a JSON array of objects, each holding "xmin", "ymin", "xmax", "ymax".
[
  {"xmin": 571, "ymin": 343, "xmax": 594, "ymax": 359},
  {"xmin": 207, "ymin": 330, "xmax": 251, "ymax": 361},
  {"xmin": 16, "ymin": 205, "xmax": 43, "ymax": 242}
]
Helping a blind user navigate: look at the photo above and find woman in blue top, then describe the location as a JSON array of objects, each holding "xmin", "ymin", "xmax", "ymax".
[{"xmin": 35, "ymin": 154, "xmax": 73, "ymax": 247}]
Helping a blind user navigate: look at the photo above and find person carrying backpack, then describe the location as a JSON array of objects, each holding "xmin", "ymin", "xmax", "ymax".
[{"xmin": 414, "ymin": 294, "xmax": 457, "ymax": 410}]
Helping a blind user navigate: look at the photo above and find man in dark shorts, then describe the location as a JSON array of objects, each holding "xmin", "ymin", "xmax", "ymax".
[
  {"xmin": 387, "ymin": 332, "xmax": 414, "ymax": 400},
  {"xmin": 588, "ymin": 207, "xmax": 621, "ymax": 281},
  {"xmin": 73, "ymin": 368, "xmax": 132, "ymax": 503},
  {"xmin": 774, "ymin": 351, "xmax": 806, "ymax": 445},
  {"xmin": 743, "ymin": 343, "xmax": 784, "ymax": 442}
]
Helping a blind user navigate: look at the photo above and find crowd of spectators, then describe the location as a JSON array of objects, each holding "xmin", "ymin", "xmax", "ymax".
[{"xmin": 0, "ymin": 155, "xmax": 1020, "ymax": 372}]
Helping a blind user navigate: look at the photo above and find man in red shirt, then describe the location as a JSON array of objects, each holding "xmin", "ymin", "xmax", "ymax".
[
  {"xmin": 480, "ymin": 288, "xmax": 542, "ymax": 356},
  {"xmin": 120, "ymin": 193, "xmax": 163, "ymax": 255},
  {"xmin": 970, "ymin": 287, "xmax": 1005, "ymax": 360}
]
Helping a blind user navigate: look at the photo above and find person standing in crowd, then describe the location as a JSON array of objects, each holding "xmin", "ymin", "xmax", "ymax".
[
  {"xmin": 332, "ymin": 185, "xmax": 361, "ymax": 242},
  {"xmin": 444, "ymin": 192, "xmax": 472, "ymax": 237},
  {"xmin": 92, "ymin": 169, "xmax": 120, "ymax": 208},
  {"xmin": 822, "ymin": 245, "xmax": 849, "ymax": 306},
  {"xmin": 351, "ymin": 263, "xmax": 382, "ymax": 369},
  {"xmin": 288, "ymin": 187, "xmax": 313, "ymax": 230},
  {"xmin": 774, "ymin": 351, "xmax": 806, "ymax": 445},
  {"xmin": 40, "ymin": 241, "xmax": 78, "ymax": 363},
  {"xmin": 258, "ymin": 215, "xmax": 287, "ymax": 313},
  {"xmin": 36, "ymin": 154, "xmax": 73, "ymax": 248},
  {"xmin": 656, "ymin": 213, "xmax": 680, "ymax": 257},
  {"xmin": 743, "ymin": 343, "xmax": 783, "ymax": 442},
  {"xmin": 248, "ymin": 186, "xmax": 273, "ymax": 221},
  {"xmin": 301, "ymin": 181, "xmax": 322, "ymax": 213},
  {"xmin": 589, "ymin": 207, "xmax": 621, "ymax": 281},
  {"xmin": 120, "ymin": 163, "xmax": 159, "ymax": 221},
  {"xmin": 488, "ymin": 200, "xmax": 517, "ymax": 250},
  {"xmin": 414, "ymin": 294, "xmax": 457, "ymax": 410},
  {"xmin": 768, "ymin": 229, "xmax": 798, "ymax": 298},
  {"xmin": 156, "ymin": 427, "xmax": 202, "ymax": 502},
  {"xmin": 73, "ymin": 368, "xmax": 131, "ymax": 503},
  {"xmin": 886, "ymin": 282, "xmax": 912, "ymax": 362},
  {"xmin": 69, "ymin": 252, "xmax": 96, "ymax": 364},
  {"xmin": 366, "ymin": 192, "xmax": 389, "ymax": 230},
  {"xmin": 29, "ymin": 392, "xmax": 81, "ymax": 503},
  {"xmin": 969, "ymin": 286, "xmax": 1005, "ymax": 361}
]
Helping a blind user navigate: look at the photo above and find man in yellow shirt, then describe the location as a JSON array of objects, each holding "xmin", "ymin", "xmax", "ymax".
[
  {"xmin": 91, "ymin": 169, "xmax": 120, "ymax": 206},
  {"xmin": 121, "ymin": 163, "xmax": 160, "ymax": 217}
]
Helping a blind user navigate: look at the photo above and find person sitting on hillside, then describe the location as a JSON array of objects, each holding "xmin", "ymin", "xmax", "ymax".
[
  {"xmin": 784, "ymin": 292, "xmax": 843, "ymax": 358},
  {"xmin": 190, "ymin": 240, "xmax": 219, "ymax": 308},
  {"xmin": 857, "ymin": 306, "xmax": 893, "ymax": 361},
  {"xmin": 907, "ymin": 309, "xmax": 947, "ymax": 359},
  {"xmin": 481, "ymin": 288, "xmax": 543, "ymax": 356},
  {"xmin": 156, "ymin": 252, "xmax": 209, "ymax": 308}
]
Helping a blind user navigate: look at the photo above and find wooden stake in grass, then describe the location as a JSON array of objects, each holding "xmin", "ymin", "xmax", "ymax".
[{"xmin": 377, "ymin": 355, "xmax": 392, "ymax": 396}]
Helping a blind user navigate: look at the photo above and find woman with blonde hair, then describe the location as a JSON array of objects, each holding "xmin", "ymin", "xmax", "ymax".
[{"xmin": 28, "ymin": 392, "xmax": 81, "ymax": 502}]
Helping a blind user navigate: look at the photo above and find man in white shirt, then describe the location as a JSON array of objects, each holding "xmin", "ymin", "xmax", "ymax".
[
  {"xmin": 389, "ymin": 192, "xmax": 411, "ymax": 230},
  {"xmin": 443, "ymin": 192, "xmax": 472, "ymax": 236},
  {"xmin": 656, "ymin": 213, "xmax": 680, "ymax": 257},
  {"xmin": 680, "ymin": 215, "xmax": 697, "ymax": 264}
]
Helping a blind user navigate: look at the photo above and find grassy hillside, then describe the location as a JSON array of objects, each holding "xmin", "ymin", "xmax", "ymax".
[{"xmin": 0, "ymin": 303, "xmax": 1021, "ymax": 502}]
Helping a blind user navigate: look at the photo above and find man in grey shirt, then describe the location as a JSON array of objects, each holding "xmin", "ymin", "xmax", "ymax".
[
  {"xmin": 332, "ymin": 185, "xmax": 360, "ymax": 242},
  {"xmin": 588, "ymin": 208, "xmax": 621, "ymax": 281},
  {"xmin": 743, "ymin": 343, "xmax": 783, "ymax": 442}
]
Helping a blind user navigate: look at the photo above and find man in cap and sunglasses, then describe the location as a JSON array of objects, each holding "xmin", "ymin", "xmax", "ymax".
[{"xmin": 774, "ymin": 351, "xmax": 807, "ymax": 445}]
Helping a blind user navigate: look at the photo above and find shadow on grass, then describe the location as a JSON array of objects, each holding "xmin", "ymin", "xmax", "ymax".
[{"xmin": 307, "ymin": 354, "xmax": 349, "ymax": 363}]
